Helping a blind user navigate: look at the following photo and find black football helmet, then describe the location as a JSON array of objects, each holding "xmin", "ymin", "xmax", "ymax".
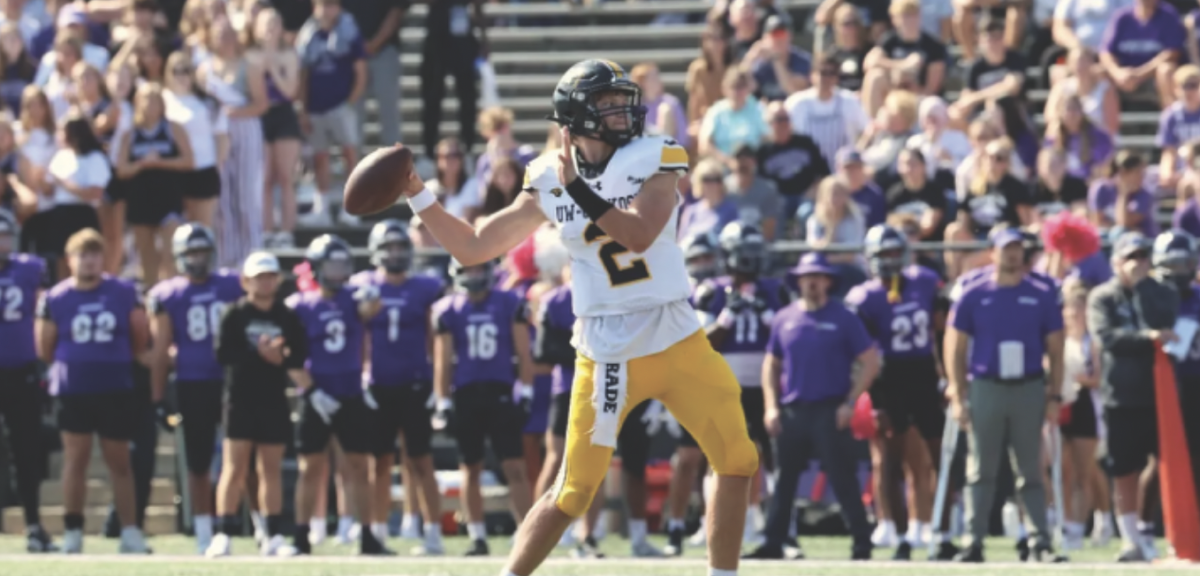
[
  {"xmin": 171, "ymin": 222, "xmax": 217, "ymax": 279},
  {"xmin": 368, "ymin": 219, "xmax": 413, "ymax": 274},
  {"xmin": 305, "ymin": 234, "xmax": 354, "ymax": 290},
  {"xmin": 448, "ymin": 258, "xmax": 495, "ymax": 294},
  {"xmin": 718, "ymin": 221, "xmax": 767, "ymax": 277},
  {"xmin": 549, "ymin": 59, "xmax": 646, "ymax": 148},
  {"xmin": 1153, "ymin": 228, "xmax": 1198, "ymax": 291},
  {"xmin": 0, "ymin": 209, "xmax": 17, "ymax": 263},
  {"xmin": 681, "ymin": 230, "xmax": 721, "ymax": 281},
  {"xmin": 864, "ymin": 224, "xmax": 908, "ymax": 278}
]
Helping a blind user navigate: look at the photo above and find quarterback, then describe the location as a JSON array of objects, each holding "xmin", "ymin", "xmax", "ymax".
[{"xmin": 400, "ymin": 60, "xmax": 757, "ymax": 576}]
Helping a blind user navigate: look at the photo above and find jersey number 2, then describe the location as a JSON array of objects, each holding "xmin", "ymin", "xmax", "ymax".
[{"xmin": 583, "ymin": 223, "xmax": 650, "ymax": 287}]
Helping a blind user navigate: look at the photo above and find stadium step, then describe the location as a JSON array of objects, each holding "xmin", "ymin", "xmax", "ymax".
[
  {"xmin": 37, "ymin": 478, "xmax": 177, "ymax": 508},
  {"xmin": 1, "ymin": 505, "xmax": 177, "ymax": 536}
]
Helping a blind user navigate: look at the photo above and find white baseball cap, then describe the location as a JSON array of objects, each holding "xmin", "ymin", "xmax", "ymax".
[{"xmin": 242, "ymin": 251, "xmax": 281, "ymax": 277}]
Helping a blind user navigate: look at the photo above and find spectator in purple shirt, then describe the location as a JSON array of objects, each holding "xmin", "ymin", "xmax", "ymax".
[
  {"xmin": 679, "ymin": 158, "xmax": 740, "ymax": 241},
  {"xmin": 946, "ymin": 229, "xmax": 1065, "ymax": 562},
  {"xmin": 296, "ymin": 0, "xmax": 366, "ymax": 225},
  {"xmin": 1044, "ymin": 93, "xmax": 1114, "ymax": 182},
  {"xmin": 1099, "ymin": 0, "xmax": 1184, "ymax": 107},
  {"xmin": 748, "ymin": 252, "xmax": 878, "ymax": 560},
  {"xmin": 1089, "ymin": 150, "xmax": 1158, "ymax": 237},
  {"xmin": 1156, "ymin": 65, "xmax": 1200, "ymax": 189},
  {"xmin": 631, "ymin": 62, "xmax": 689, "ymax": 147}
]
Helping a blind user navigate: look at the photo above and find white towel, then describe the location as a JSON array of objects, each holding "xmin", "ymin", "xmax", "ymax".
[{"xmin": 591, "ymin": 360, "xmax": 628, "ymax": 448}]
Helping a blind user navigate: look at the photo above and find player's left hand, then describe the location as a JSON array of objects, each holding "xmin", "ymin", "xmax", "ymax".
[
  {"xmin": 835, "ymin": 402, "xmax": 854, "ymax": 430},
  {"xmin": 556, "ymin": 126, "xmax": 578, "ymax": 184},
  {"xmin": 514, "ymin": 381, "xmax": 534, "ymax": 419}
]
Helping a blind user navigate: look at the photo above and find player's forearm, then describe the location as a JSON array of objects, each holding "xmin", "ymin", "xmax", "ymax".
[
  {"xmin": 847, "ymin": 348, "xmax": 879, "ymax": 404},
  {"xmin": 761, "ymin": 355, "xmax": 782, "ymax": 410},
  {"xmin": 946, "ymin": 329, "xmax": 969, "ymax": 401}
]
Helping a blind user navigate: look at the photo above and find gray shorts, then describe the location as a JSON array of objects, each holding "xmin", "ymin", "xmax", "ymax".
[{"xmin": 308, "ymin": 103, "xmax": 360, "ymax": 150}]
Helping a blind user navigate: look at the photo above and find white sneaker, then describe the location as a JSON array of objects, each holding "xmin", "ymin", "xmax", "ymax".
[
  {"xmin": 1091, "ymin": 522, "xmax": 1113, "ymax": 548},
  {"xmin": 118, "ymin": 528, "xmax": 151, "ymax": 554},
  {"xmin": 336, "ymin": 522, "xmax": 356, "ymax": 546},
  {"xmin": 631, "ymin": 540, "xmax": 665, "ymax": 557},
  {"xmin": 205, "ymin": 533, "xmax": 231, "ymax": 558},
  {"xmin": 298, "ymin": 210, "xmax": 333, "ymax": 228},
  {"xmin": 336, "ymin": 209, "xmax": 361, "ymax": 227},
  {"xmin": 61, "ymin": 529, "xmax": 83, "ymax": 554},
  {"xmin": 400, "ymin": 521, "xmax": 420, "ymax": 540},
  {"xmin": 310, "ymin": 521, "xmax": 327, "ymax": 546},
  {"xmin": 871, "ymin": 522, "xmax": 898, "ymax": 548},
  {"xmin": 261, "ymin": 534, "xmax": 298, "ymax": 557}
]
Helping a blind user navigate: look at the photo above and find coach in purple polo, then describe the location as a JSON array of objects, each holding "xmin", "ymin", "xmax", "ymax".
[
  {"xmin": 753, "ymin": 252, "xmax": 879, "ymax": 560},
  {"xmin": 946, "ymin": 229, "xmax": 1065, "ymax": 563}
]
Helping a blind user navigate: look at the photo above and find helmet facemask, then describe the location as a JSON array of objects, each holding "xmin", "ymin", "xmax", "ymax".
[
  {"xmin": 726, "ymin": 241, "xmax": 766, "ymax": 277},
  {"xmin": 178, "ymin": 249, "xmax": 214, "ymax": 279},
  {"xmin": 316, "ymin": 251, "xmax": 354, "ymax": 291},
  {"xmin": 455, "ymin": 264, "xmax": 493, "ymax": 294},
  {"xmin": 869, "ymin": 247, "xmax": 907, "ymax": 278},
  {"xmin": 374, "ymin": 241, "xmax": 412, "ymax": 274},
  {"xmin": 567, "ymin": 85, "xmax": 647, "ymax": 148}
]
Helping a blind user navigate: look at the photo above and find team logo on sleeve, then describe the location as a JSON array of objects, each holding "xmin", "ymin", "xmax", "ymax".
[{"xmin": 550, "ymin": 187, "xmax": 563, "ymax": 197}]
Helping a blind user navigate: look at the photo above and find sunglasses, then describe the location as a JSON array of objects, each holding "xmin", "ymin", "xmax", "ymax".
[
  {"xmin": 770, "ymin": 116, "xmax": 789, "ymax": 124},
  {"xmin": 1184, "ymin": 82, "xmax": 1200, "ymax": 91},
  {"xmin": 989, "ymin": 154, "xmax": 1011, "ymax": 162}
]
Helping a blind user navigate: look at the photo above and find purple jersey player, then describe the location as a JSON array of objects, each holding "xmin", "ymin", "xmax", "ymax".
[
  {"xmin": 146, "ymin": 223, "xmax": 242, "ymax": 552},
  {"xmin": 36, "ymin": 228, "xmax": 150, "ymax": 554},
  {"xmin": 352, "ymin": 219, "xmax": 446, "ymax": 554},
  {"xmin": 287, "ymin": 234, "xmax": 390, "ymax": 556},
  {"xmin": 432, "ymin": 258, "xmax": 534, "ymax": 555}
]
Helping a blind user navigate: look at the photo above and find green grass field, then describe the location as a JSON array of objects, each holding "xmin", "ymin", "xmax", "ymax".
[{"xmin": 0, "ymin": 534, "xmax": 1192, "ymax": 576}]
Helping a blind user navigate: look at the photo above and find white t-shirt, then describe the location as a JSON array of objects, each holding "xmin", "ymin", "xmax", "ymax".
[
  {"xmin": 47, "ymin": 149, "xmax": 111, "ymax": 205},
  {"xmin": 164, "ymin": 91, "xmax": 228, "ymax": 170},
  {"xmin": 907, "ymin": 129, "xmax": 972, "ymax": 176},
  {"xmin": 18, "ymin": 126, "xmax": 55, "ymax": 168}
]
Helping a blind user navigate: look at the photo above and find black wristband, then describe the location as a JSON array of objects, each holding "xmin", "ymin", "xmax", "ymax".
[{"xmin": 565, "ymin": 177, "xmax": 613, "ymax": 222}]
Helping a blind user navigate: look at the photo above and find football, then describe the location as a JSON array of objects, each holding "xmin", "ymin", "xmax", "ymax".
[{"xmin": 343, "ymin": 144, "xmax": 414, "ymax": 216}]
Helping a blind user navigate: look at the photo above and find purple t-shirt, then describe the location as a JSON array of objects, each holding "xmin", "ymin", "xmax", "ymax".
[
  {"xmin": 147, "ymin": 271, "xmax": 244, "ymax": 382},
  {"xmin": 1174, "ymin": 197, "xmax": 1200, "ymax": 238},
  {"xmin": 766, "ymin": 301, "xmax": 874, "ymax": 404},
  {"xmin": 1087, "ymin": 180, "xmax": 1158, "ymax": 236},
  {"xmin": 285, "ymin": 288, "xmax": 365, "ymax": 398},
  {"xmin": 852, "ymin": 183, "xmax": 888, "ymax": 229},
  {"xmin": 950, "ymin": 275, "xmax": 1064, "ymax": 380},
  {"xmin": 645, "ymin": 93, "xmax": 690, "ymax": 147},
  {"xmin": 1044, "ymin": 127, "xmax": 1114, "ymax": 180},
  {"xmin": 302, "ymin": 27, "xmax": 366, "ymax": 114},
  {"xmin": 433, "ymin": 289, "xmax": 527, "ymax": 389},
  {"xmin": 844, "ymin": 265, "xmax": 943, "ymax": 359},
  {"xmin": 539, "ymin": 284, "xmax": 576, "ymax": 396},
  {"xmin": 0, "ymin": 254, "xmax": 44, "ymax": 368},
  {"xmin": 692, "ymin": 276, "xmax": 789, "ymax": 354},
  {"xmin": 1156, "ymin": 102, "xmax": 1200, "ymax": 149},
  {"xmin": 39, "ymin": 276, "xmax": 139, "ymax": 396},
  {"xmin": 1102, "ymin": 3, "xmax": 1186, "ymax": 68},
  {"xmin": 678, "ymin": 198, "xmax": 740, "ymax": 241},
  {"xmin": 350, "ymin": 270, "xmax": 444, "ymax": 387}
]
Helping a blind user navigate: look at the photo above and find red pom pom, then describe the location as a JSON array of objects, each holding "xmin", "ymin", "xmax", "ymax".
[
  {"xmin": 1041, "ymin": 212, "xmax": 1100, "ymax": 263},
  {"xmin": 507, "ymin": 234, "xmax": 538, "ymax": 282},
  {"xmin": 851, "ymin": 394, "xmax": 877, "ymax": 440},
  {"xmin": 293, "ymin": 261, "xmax": 318, "ymax": 293}
]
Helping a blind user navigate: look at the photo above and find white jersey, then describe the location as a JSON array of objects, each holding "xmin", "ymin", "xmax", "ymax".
[{"xmin": 524, "ymin": 134, "xmax": 698, "ymax": 361}]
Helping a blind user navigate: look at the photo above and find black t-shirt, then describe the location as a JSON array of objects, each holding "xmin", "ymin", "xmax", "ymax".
[
  {"xmin": 215, "ymin": 298, "xmax": 309, "ymax": 403},
  {"xmin": 965, "ymin": 50, "xmax": 1027, "ymax": 103},
  {"xmin": 827, "ymin": 46, "xmax": 867, "ymax": 92},
  {"xmin": 343, "ymin": 0, "xmax": 410, "ymax": 48},
  {"xmin": 958, "ymin": 174, "xmax": 1031, "ymax": 234},
  {"xmin": 757, "ymin": 134, "xmax": 830, "ymax": 196},
  {"xmin": 1030, "ymin": 176, "xmax": 1089, "ymax": 218},
  {"xmin": 885, "ymin": 179, "xmax": 949, "ymax": 217},
  {"xmin": 877, "ymin": 31, "xmax": 948, "ymax": 88}
]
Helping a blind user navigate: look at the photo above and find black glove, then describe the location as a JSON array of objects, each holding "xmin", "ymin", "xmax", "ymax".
[{"xmin": 155, "ymin": 400, "xmax": 179, "ymax": 433}]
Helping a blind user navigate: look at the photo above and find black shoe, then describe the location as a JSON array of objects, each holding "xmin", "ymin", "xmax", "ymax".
[
  {"xmin": 956, "ymin": 543, "xmax": 984, "ymax": 563},
  {"xmin": 851, "ymin": 541, "xmax": 873, "ymax": 560},
  {"xmin": 930, "ymin": 541, "xmax": 960, "ymax": 561},
  {"xmin": 293, "ymin": 528, "xmax": 312, "ymax": 556},
  {"xmin": 664, "ymin": 527, "xmax": 683, "ymax": 556},
  {"xmin": 892, "ymin": 541, "xmax": 912, "ymax": 561},
  {"xmin": 1015, "ymin": 537, "xmax": 1030, "ymax": 562},
  {"xmin": 741, "ymin": 543, "xmax": 784, "ymax": 560},
  {"xmin": 1033, "ymin": 541, "xmax": 1067, "ymax": 563},
  {"xmin": 25, "ymin": 525, "xmax": 58, "ymax": 553},
  {"xmin": 464, "ymin": 538, "xmax": 489, "ymax": 556}
]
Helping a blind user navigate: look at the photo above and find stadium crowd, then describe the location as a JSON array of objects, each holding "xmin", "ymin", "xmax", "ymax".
[{"xmin": 2, "ymin": 0, "xmax": 1200, "ymax": 570}]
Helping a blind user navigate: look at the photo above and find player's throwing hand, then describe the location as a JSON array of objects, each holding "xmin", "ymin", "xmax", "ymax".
[{"xmin": 557, "ymin": 126, "xmax": 577, "ymax": 184}]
